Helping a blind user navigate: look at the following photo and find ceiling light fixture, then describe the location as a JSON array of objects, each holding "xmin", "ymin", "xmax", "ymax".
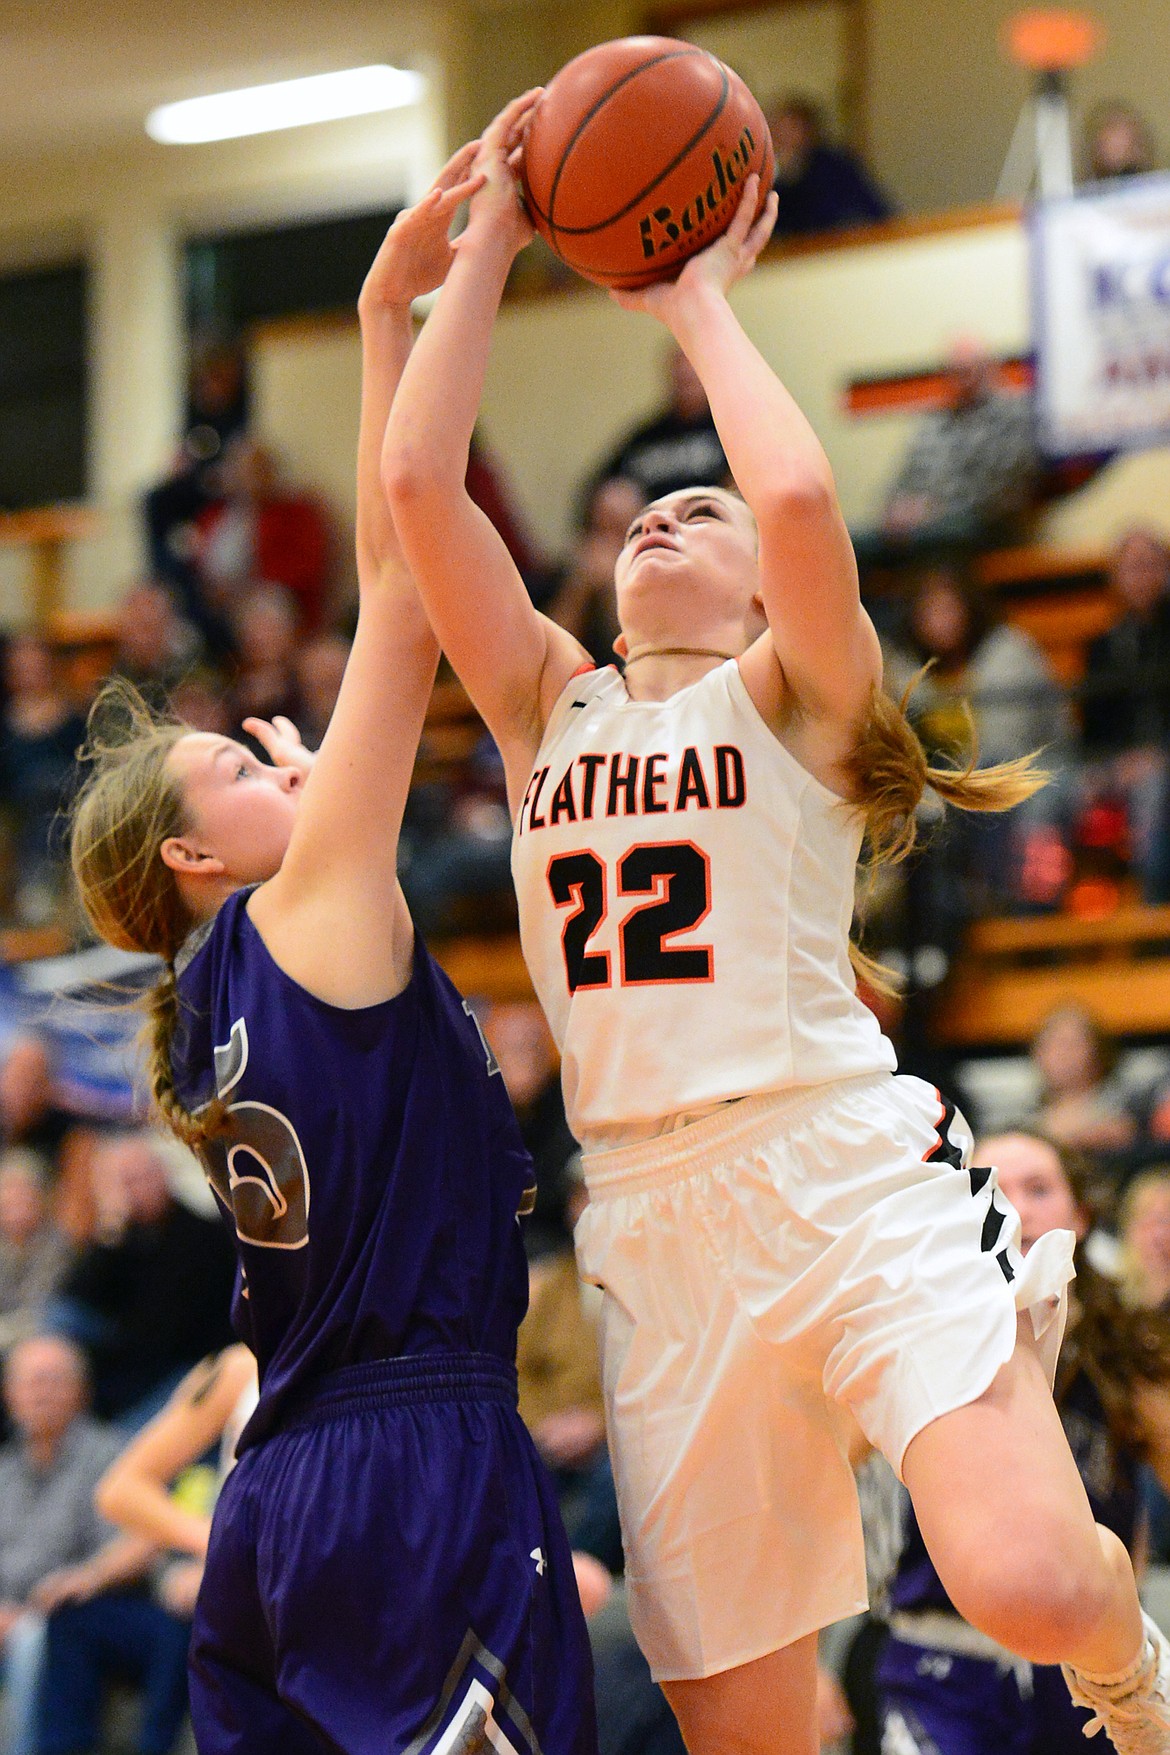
[{"xmin": 146, "ymin": 64, "xmax": 426, "ymax": 145}]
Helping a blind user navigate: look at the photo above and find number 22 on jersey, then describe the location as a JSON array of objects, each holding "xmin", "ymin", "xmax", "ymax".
[{"xmin": 547, "ymin": 840, "xmax": 712, "ymax": 992}]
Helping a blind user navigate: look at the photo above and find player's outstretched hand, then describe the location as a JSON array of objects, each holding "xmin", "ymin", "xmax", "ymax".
[
  {"xmin": 610, "ymin": 174, "xmax": 778, "ymax": 320},
  {"xmin": 242, "ymin": 715, "xmax": 316, "ymax": 781},
  {"xmin": 359, "ymin": 141, "xmax": 487, "ymax": 313},
  {"xmin": 464, "ymin": 89, "xmax": 542, "ymax": 258}
]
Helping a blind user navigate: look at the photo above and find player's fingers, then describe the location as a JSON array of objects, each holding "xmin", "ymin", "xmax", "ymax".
[
  {"xmin": 744, "ymin": 192, "xmax": 778, "ymax": 259},
  {"xmin": 436, "ymin": 169, "xmax": 487, "ymax": 212},
  {"xmin": 432, "ymin": 139, "xmax": 481, "ymax": 191},
  {"xmin": 484, "ymin": 87, "xmax": 542, "ymax": 149},
  {"xmin": 726, "ymin": 173, "xmax": 760, "ymax": 245},
  {"xmin": 271, "ymin": 715, "xmax": 303, "ymax": 744},
  {"xmin": 241, "ymin": 716, "xmax": 281, "ymax": 756}
]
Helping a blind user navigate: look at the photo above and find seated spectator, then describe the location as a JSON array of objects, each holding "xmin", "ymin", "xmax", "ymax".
[
  {"xmin": 0, "ymin": 1334, "xmax": 158, "ymax": 1755},
  {"xmin": 294, "ymin": 631, "xmax": 351, "ymax": 749},
  {"xmin": 49, "ymin": 1132, "xmax": 236, "ymax": 1427},
  {"xmin": 888, "ymin": 563, "xmax": 1071, "ymax": 909},
  {"xmin": 546, "ymin": 476, "xmax": 643, "ymax": 669},
  {"xmin": 1079, "ymin": 527, "xmax": 1170, "ymax": 904},
  {"xmin": 887, "ymin": 564, "xmax": 1070, "ymax": 770},
  {"xmin": 0, "ymin": 634, "xmax": 87, "ymax": 927},
  {"xmin": 485, "ymin": 998, "xmax": 580, "ymax": 1253},
  {"xmin": 1084, "ymin": 100, "xmax": 1158, "ymax": 182},
  {"xmin": 590, "ymin": 345, "xmax": 728, "ymax": 504},
  {"xmin": 767, "ymin": 95, "xmax": 892, "ymax": 237},
  {"xmin": 517, "ymin": 1211, "xmax": 607, "ymax": 1499},
  {"xmin": 0, "ymin": 1033, "xmax": 75, "ymax": 1162},
  {"xmin": 111, "ymin": 581, "xmax": 203, "ymax": 709},
  {"xmin": 1118, "ymin": 1169, "xmax": 1170, "ymax": 1311},
  {"xmin": 858, "ymin": 337, "xmax": 1038, "ymax": 562},
  {"xmin": 228, "ymin": 583, "xmax": 302, "ymax": 726},
  {"xmin": 142, "ymin": 339, "xmax": 250, "ymax": 634},
  {"xmin": 0, "ymin": 1148, "xmax": 71, "ymax": 1351},
  {"xmin": 96, "ymin": 1345, "xmax": 258, "ymax": 1607},
  {"xmin": 194, "ymin": 437, "xmax": 332, "ymax": 632},
  {"xmin": 398, "ymin": 731, "xmax": 515, "ymax": 937},
  {"xmin": 1025, "ymin": 1003, "xmax": 1138, "ymax": 1159}
]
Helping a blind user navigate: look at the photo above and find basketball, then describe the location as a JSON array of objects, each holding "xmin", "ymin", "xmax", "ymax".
[{"xmin": 518, "ymin": 36, "xmax": 775, "ymax": 290}]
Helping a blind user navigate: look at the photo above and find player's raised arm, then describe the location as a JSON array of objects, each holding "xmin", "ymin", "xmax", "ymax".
[
  {"xmin": 612, "ymin": 176, "xmax": 881, "ymax": 732},
  {"xmin": 248, "ymin": 148, "xmax": 483, "ymax": 1002},
  {"xmin": 384, "ymin": 95, "xmax": 590, "ymax": 807}
]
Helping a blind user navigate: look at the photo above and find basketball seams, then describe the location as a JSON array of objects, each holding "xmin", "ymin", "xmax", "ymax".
[
  {"xmin": 547, "ymin": 62, "xmax": 732, "ymax": 240},
  {"xmin": 534, "ymin": 46, "xmax": 705, "ymax": 231}
]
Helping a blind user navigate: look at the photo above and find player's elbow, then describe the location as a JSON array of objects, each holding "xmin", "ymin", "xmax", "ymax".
[
  {"xmin": 382, "ymin": 436, "xmax": 458, "ymax": 519},
  {"xmin": 757, "ymin": 468, "xmax": 838, "ymax": 531},
  {"xmin": 93, "ymin": 1462, "xmax": 127, "ymax": 1527}
]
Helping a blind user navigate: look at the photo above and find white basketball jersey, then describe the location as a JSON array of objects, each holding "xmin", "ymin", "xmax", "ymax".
[{"xmin": 511, "ymin": 660, "xmax": 896, "ymax": 1144}]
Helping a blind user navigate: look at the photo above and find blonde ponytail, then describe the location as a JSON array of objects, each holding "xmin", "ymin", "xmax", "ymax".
[
  {"xmin": 844, "ymin": 674, "xmax": 1049, "ymax": 992},
  {"xmin": 70, "ymin": 680, "xmax": 224, "ymax": 1148}
]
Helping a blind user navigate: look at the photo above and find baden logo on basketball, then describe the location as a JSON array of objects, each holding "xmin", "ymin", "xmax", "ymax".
[{"xmin": 638, "ymin": 126, "xmax": 760, "ymax": 262}]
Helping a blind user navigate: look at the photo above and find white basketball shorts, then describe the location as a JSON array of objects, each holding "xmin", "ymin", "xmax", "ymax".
[{"xmin": 574, "ymin": 1072, "xmax": 1075, "ymax": 1682}]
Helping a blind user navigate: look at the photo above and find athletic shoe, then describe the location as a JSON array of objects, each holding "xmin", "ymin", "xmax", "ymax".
[{"xmin": 1062, "ymin": 1613, "xmax": 1170, "ymax": 1750}]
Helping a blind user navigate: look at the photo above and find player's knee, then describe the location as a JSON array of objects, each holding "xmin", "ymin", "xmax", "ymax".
[{"xmin": 951, "ymin": 1541, "xmax": 1114, "ymax": 1665}]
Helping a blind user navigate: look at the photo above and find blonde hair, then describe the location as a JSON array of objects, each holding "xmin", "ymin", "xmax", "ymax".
[
  {"xmin": 844, "ymin": 676, "xmax": 1047, "ymax": 991},
  {"xmin": 69, "ymin": 681, "xmax": 222, "ymax": 1148}
]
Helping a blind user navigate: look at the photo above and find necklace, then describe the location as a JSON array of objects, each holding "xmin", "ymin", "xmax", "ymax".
[{"xmin": 622, "ymin": 645, "xmax": 737, "ymax": 667}]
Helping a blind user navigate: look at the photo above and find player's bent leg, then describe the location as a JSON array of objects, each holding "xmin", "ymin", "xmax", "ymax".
[
  {"xmin": 900, "ymin": 1320, "xmax": 1141, "ymax": 1675},
  {"xmin": 901, "ymin": 1320, "xmax": 1170, "ymax": 1752},
  {"xmin": 659, "ymin": 1634, "xmax": 819, "ymax": 1755}
]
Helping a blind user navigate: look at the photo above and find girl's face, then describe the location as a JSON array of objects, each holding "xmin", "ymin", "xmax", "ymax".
[
  {"xmin": 979, "ymin": 1132, "xmax": 1088, "ymax": 1253},
  {"xmin": 164, "ymin": 733, "xmax": 302, "ymax": 887},
  {"xmin": 1126, "ymin": 1184, "xmax": 1170, "ymax": 1276},
  {"xmin": 613, "ymin": 488, "xmax": 761, "ymax": 653}
]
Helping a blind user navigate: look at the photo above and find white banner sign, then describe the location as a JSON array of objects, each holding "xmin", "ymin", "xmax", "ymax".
[{"xmin": 1032, "ymin": 175, "xmax": 1170, "ymax": 455}]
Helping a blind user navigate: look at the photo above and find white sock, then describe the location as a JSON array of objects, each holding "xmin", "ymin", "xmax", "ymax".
[{"xmin": 1069, "ymin": 1633, "xmax": 1153, "ymax": 1692}]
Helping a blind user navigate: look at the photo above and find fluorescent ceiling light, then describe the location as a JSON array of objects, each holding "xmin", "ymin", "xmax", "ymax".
[{"xmin": 147, "ymin": 64, "xmax": 426, "ymax": 145}]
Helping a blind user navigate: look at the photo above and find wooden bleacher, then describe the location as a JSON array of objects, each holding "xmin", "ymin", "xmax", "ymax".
[{"xmin": 934, "ymin": 904, "xmax": 1170, "ymax": 1048}]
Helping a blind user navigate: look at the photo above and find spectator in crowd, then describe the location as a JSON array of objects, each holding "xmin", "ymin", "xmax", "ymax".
[
  {"xmin": 860, "ymin": 338, "xmax": 1038, "ymax": 561},
  {"xmin": 767, "ymin": 95, "xmax": 892, "ymax": 237},
  {"xmin": 590, "ymin": 344, "xmax": 728, "ymax": 504},
  {"xmin": 887, "ymin": 563, "xmax": 1070, "ymax": 771},
  {"xmin": 484, "ymin": 999, "xmax": 579, "ymax": 1255},
  {"xmin": 546, "ymin": 475, "xmax": 643, "ymax": 669},
  {"xmin": 1119, "ymin": 1169, "xmax": 1170, "ymax": 1312},
  {"xmin": 49, "ymin": 1132, "xmax": 235, "ymax": 1427},
  {"xmin": 883, "ymin": 563, "xmax": 1071, "ymax": 910},
  {"xmin": 0, "ymin": 635, "xmax": 87, "ymax": 927},
  {"xmin": 0, "ymin": 1148, "xmax": 71, "ymax": 1351},
  {"xmin": 1079, "ymin": 527, "xmax": 1170, "ymax": 904},
  {"xmin": 398, "ymin": 729, "xmax": 515, "ymax": 936},
  {"xmin": 96, "ymin": 1345, "xmax": 258, "ymax": 1620},
  {"xmin": 110, "ymin": 581, "xmax": 203, "ymax": 710},
  {"xmin": 1084, "ymin": 100, "xmax": 1158, "ymax": 182},
  {"xmin": 227, "ymin": 583, "xmax": 302, "ymax": 727},
  {"xmin": 0, "ymin": 1334, "xmax": 157, "ymax": 1755},
  {"xmin": 293, "ymin": 631, "xmax": 351, "ymax": 749},
  {"xmin": 142, "ymin": 339, "xmax": 250, "ymax": 618},
  {"xmin": 0, "ymin": 1034, "xmax": 74, "ymax": 1163},
  {"xmin": 193, "ymin": 437, "xmax": 332, "ymax": 633},
  {"xmin": 1025, "ymin": 1002, "xmax": 1138, "ymax": 1159},
  {"xmin": 516, "ymin": 1211, "xmax": 606, "ymax": 1504}
]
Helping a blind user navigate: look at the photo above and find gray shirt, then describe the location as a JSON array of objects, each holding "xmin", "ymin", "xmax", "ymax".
[{"xmin": 0, "ymin": 1417, "xmax": 122, "ymax": 1604}]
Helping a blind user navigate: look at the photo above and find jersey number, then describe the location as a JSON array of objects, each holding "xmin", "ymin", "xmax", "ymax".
[
  {"xmin": 547, "ymin": 843, "xmax": 712, "ymax": 993},
  {"xmin": 198, "ymin": 1019, "xmax": 311, "ymax": 1251}
]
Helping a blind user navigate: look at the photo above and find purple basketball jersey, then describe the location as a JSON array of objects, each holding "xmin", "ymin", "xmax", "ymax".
[{"xmin": 171, "ymin": 888, "xmax": 535, "ymax": 1451}]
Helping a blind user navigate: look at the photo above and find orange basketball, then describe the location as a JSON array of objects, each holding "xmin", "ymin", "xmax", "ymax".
[{"xmin": 518, "ymin": 36, "xmax": 775, "ymax": 290}]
